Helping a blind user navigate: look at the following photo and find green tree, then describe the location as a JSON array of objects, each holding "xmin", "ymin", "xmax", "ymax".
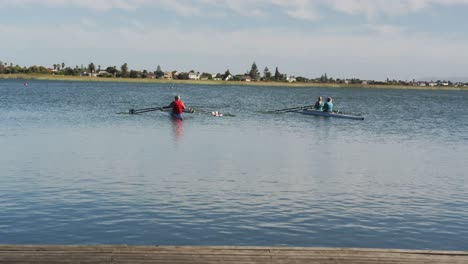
[
  {"xmin": 155, "ymin": 65, "xmax": 164, "ymax": 78},
  {"xmin": 61, "ymin": 62, "xmax": 65, "ymax": 70},
  {"xmin": 121, "ymin": 63, "xmax": 128, "ymax": 77},
  {"xmin": 177, "ymin": 72, "xmax": 189, "ymax": 80},
  {"xmin": 12, "ymin": 65, "xmax": 23, "ymax": 73},
  {"xmin": 28, "ymin": 65, "xmax": 39, "ymax": 73},
  {"xmin": 38, "ymin": 66, "xmax": 49, "ymax": 74},
  {"xmin": 200, "ymin": 72, "xmax": 213, "ymax": 80},
  {"xmin": 274, "ymin": 67, "xmax": 281, "ymax": 80},
  {"xmin": 88, "ymin": 62, "xmax": 96, "ymax": 74},
  {"xmin": 129, "ymin": 70, "xmax": 139, "ymax": 78},
  {"xmin": 320, "ymin": 73, "xmax": 329, "ymax": 83},
  {"xmin": 64, "ymin": 67, "xmax": 79, "ymax": 76},
  {"xmin": 263, "ymin": 67, "xmax": 271, "ymax": 80},
  {"xmin": 296, "ymin": 76, "xmax": 308, "ymax": 82},
  {"xmin": 105, "ymin": 66, "xmax": 118, "ymax": 76},
  {"xmin": 141, "ymin": 69, "xmax": 149, "ymax": 78},
  {"xmin": 249, "ymin": 61, "xmax": 260, "ymax": 80},
  {"xmin": 223, "ymin": 69, "xmax": 231, "ymax": 80}
]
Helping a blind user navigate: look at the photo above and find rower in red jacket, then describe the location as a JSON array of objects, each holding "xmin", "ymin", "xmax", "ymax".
[{"xmin": 168, "ymin": 95, "xmax": 186, "ymax": 120}]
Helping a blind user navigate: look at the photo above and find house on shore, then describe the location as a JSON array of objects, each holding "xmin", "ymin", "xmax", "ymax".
[
  {"xmin": 287, "ymin": 76, "xmax": 296, "ymax": 82},
  {"xmin": 164, "ymin": 72, "xmax": 173, "ymax": 79},
  {"xmin": 241, "ymin": 75, "xmax": 252, "ymax": 82},
  {"xmin": 146, "ymin": 73, "xmax": 156, "ymax": 79},
  {"xmin": 188, "ymin": 71, "xmax": 200, "ymax": 80},
  {"xmin": 97, "ymin": 71, "xmax": 111, "ymax": 77}
]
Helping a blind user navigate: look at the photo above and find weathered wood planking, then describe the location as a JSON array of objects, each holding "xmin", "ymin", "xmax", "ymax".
[{"xmin": 0, "ymin": 245, "xmax": 467, "ymax": 264}]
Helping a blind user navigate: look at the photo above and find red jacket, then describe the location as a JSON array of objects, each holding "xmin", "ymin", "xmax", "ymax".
[{"xmin": 171, "ymin": 100, "xmax": 185, "ymax": 114}]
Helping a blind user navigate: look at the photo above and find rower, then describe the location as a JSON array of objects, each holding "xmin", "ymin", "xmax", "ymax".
[
  {"xmin": 167, "ymin": 95, "xmax": 186, "ymax": 120},
  {"xmin": 314, "ymin": 96, "xmax": 323, "ymax": 110},
  {"xmin": 323, "ymin": 97, "xmax": 333, "ymax": 112}
]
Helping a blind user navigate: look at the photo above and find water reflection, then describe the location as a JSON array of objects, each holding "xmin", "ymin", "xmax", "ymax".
[{"xmin": 171, "ymin": 118, "xmax": 184, "ymax": 142}]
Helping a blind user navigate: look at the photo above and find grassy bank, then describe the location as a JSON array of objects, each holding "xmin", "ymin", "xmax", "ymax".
[{"xmin": 1, "ymin": 73, "xmax": 467, "ymax": 91}]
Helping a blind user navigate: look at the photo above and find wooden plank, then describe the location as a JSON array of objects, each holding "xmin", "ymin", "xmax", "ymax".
[{"xmin": 0, "ymin": 245, "xmax": 467, "ymax": 264}]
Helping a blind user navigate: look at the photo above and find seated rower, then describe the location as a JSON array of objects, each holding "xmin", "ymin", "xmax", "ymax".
[
  {"xmin": 323, "ymin": 97, "xmax": 333, "ymax": 112},
  {"xmin": 167, "ymin": 95, "xmax": 186, "ymax": 119},
  {"xmin": 314, "ymin": 96, "xmax": 324, "ymax": 111}
]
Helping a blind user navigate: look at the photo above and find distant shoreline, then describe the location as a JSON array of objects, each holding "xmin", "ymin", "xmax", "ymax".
[{"xmin": 1, "ymin": 74, "xmax": 467, "ymax": 91}]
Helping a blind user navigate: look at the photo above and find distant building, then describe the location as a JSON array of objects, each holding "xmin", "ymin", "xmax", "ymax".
[
  {"xmin": 286, "ymin": 76, "xmax": 296, "ymax": 82},
  {"xmin": 164, "ymin": 72, "xmax": 173, "ymax": 79},
  {"xmin": 188, "ymin": 71, "xmax": 200, "ymax": 80},
  {"xmin": 97, "ymin": 71, "xmax": 111, "ymax": 77},
  {"xmin": 241, "ymin": 75, "xmax": 252, "ymax": 82}
]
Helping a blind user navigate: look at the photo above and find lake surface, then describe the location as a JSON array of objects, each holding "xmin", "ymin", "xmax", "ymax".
[{"xmin": 1, "ymin": 79, "xmax": 467, "ymax": 250}]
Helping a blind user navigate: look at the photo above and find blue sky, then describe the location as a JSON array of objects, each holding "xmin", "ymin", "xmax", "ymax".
[{"xmin": 1, "ymin": 0, "xmax": 468, "ymax": 80}]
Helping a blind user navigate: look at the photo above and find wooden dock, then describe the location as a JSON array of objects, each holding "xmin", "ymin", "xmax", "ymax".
[{"xmin": 1, "ymin": 245, "xmax": 467, "ymax": 263}]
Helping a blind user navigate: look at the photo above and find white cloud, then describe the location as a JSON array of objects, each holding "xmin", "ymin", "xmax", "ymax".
[
  {"xmin": 2, "ymin": 0, "xmax": 468, "ymax": 19},
  {"xmin": 0, "ymin": 0, "xmax": 198, "ymax": 13},
  {"xmin": 327, "ymin": 0, "xmax": 430, "ymax": 17},
  {"xmin": 367, "ymin": 24, "xmax": 406, "ymax": 35},
  {"xmin": 153, "ymin": 0, "xmax": 201, "ymax": 16},
  {"xmin": 272, "ymin": 0, "xmax": 321, "ymax": 20},
  {"xmin": 0, "ymin": 0, "xmax": 129, "ymax": 10},
  {"xmin": 0, "ymin": 0, "xmax": 468, "ymax": 17}
]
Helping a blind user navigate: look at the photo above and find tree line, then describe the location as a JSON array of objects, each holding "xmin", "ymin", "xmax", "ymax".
[{"xmin": 2, "ymin": 59, "xmax": 464, "ymax": 86}]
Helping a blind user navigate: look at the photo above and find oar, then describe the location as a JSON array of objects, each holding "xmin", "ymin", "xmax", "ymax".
[
  {"xmin": 120, "ymin": 106, "xmax": 170, "ymax": 115},
  {"xmin": 266, "ymin": 105, "xmax": 314, "ymax": 113}
]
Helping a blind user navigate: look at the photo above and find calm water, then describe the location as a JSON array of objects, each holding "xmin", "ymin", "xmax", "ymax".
[{"xmin": 0, "ymin": 79, "xmax": 467, "ymax": 250}]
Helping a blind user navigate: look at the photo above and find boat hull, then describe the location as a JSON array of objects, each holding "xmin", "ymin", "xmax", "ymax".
[
  {"xmin": 299, "ymin": 109, "xmax": 364, "ymax": 120},
  {"xmin": 170, "ymin": 112, "xmax": 184, "ymax": 120}
]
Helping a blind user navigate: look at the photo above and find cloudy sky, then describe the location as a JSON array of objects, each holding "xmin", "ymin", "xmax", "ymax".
[{"xmin": 1, "ymin": 0, "xmax": 467, "ymax": 80}]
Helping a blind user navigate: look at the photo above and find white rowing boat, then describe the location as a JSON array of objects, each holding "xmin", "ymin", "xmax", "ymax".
[{"xmin": 298, "ymin": 109, "xmax": 364, "ymax": 120}]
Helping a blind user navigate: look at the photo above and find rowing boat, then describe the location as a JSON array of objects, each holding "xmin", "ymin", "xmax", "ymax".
[{"xmin": 298, "ymin": 109, "xmax": 364, "ymax": 120}]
